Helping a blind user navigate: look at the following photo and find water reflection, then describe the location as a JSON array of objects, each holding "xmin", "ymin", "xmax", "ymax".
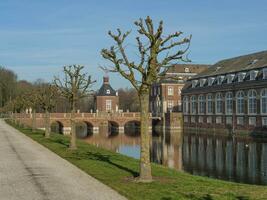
[{"xmin": 83, "ymin": 129, "xmax": 267, "ymax": 185}]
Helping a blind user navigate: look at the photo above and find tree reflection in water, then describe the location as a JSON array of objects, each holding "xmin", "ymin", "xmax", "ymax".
[{"xmin": 84, "ymin": 129, "xmax": 267, "ymax": 185}]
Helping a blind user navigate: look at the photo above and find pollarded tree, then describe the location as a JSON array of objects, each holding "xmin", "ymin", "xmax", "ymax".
[
  {"xmin": 37, "ymin": 83, "xmax": 58, "ymax": 138},
  {"xmin": 101, "ymin": 16, "xmax": 191, "ymax": 182},
  {"xmin": 54, "ymin": 65, "xmax": 95, "ymax": 149}
]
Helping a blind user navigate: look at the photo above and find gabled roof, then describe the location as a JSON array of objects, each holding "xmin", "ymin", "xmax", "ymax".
[{"xmin": 192, "ymin": 51, "xmax": 267, "ymax": 79}]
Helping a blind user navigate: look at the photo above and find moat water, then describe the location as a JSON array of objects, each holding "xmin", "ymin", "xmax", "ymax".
[{"xmin": 83, "ymin": 129, "xmax": 267, "ymax": 185}]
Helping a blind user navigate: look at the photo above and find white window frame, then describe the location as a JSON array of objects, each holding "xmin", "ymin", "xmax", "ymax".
[
  {"xmin": 261, "ymin": 88, "xmax": 267, "ymax": 114},
  {"xmin": 237, "ymin": 117, "xmax": 244, "ymax": 125},
  {"xmin": 206, "ymin": 94, "xmax": 213, "ymax": 114},
  {"xmin": 167, "ymin": 86, "xmax": 174, "ymax": 96},
  {"xmin": 190, "ymin": 95, "xmax": 197, "ymax": 114},
  {"xmin": 200, "ymin": 79, "xmax": 206, "ymax": 87},
  {"xmin": 249, "ymin": 117, "xmax": 256, "ymax": 126},
  {"xmin": 215, "ymin": 93, "xmax": 223, "ymax": 114},
  {"xmin": 226, "ymin": 117, "xmax": 232, "ymax": 125},
  {"xmin": 106, "ymin": 99, "xmax": 112, "ymax": 111},
  {"xmin": 249, "ymin": 70, "xmax": 258, "ymax": 81},
  {"xmin": 262, "ymin": 117, "xmax": 267, "ymax": 126},
  {"xmin": 225, "ymin": 92, "xmax": 233, "ymax": 114},
  {"xmin": 208, "ymin": 77, "xmax": 215, "ymax": 86},
  {"xmin": 236, "ymin": 91, "xmax": 245, "ymax": 115},
  {"xmin": 192, "ymin": 80, "xmax": 198, "ymax": 88},
  {"xmin": 198, "ymin": 95, "xmax": 205, "ymax": 114},
  {"xmin": 263, "ymin": 68, "xmax": 267, "ymax": 80},
  {"xmin": 248, "ymin": 89, "xmax": 257, "ymax": 114},
  {"xmin": 238, "ymin": 72, "xmax": 246, "ymax": 82},
  {"xmin": 106, "ymin": 89, "xmax": 110, "ymax": 94},
  {"xmin": 227, "ymin": 74, "xmax": 235, "ymax": 84},
  {"xmin": 217, "ymin": 76, "xmax": 225, "ymax": 85},
  {"xmin": 183, "ymin": 96, "xmax": 189, "ymax": 114},
  {"xmin": 207, "ymin": 116, "xmax": 212, "ymax": 124}
]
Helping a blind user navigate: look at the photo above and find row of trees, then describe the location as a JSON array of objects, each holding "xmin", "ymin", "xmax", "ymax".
[{"xmin": 3, "ymin": 16, "xmax": 191, "ymax": 182}]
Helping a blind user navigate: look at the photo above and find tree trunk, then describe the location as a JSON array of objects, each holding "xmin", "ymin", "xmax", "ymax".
[
  {"xmin": 69, "ymin": 103, "xmax": 77, "ymax": 150},
  {"xmin": 32, "ymin": 109, "xmax": 37, "ymax": 132},
  {"xmin": 45, "ymin": 109, "xmax": 50, "ymax": 138},
  {"xmin": 138, "ymin": 92, "xmax": 152, "ymax": 182}
]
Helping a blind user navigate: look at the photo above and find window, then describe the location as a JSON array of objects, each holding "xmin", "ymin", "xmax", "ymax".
[
  {"xmin": 184, "ymin": 116, "xmax": 188, "ymax": 123},
  {"xmin": 226, "ymin": 117, "xmax": 232, "ymax": 124},
  {"xmin": 225, "ymin": 92, "xmax": 233, "ymax": 114},
  {"xmin": 215, "ymin": 93, "xmax": 223, "ymax": 114},
  {"xmin": 207, "ymin": 116, "xmax": 212, "ymax": 123},
  {"xmin": 200, "ymin": 79, "xmax": 206, "ymax": 87},
  {"xmin": 191, "ymin": 116, "xmax": 195, "ymax": 123},
  {"xmin": 198, "ymin": 95, "xmax": 205, "ymax": 114},
  {"xmin": 168, "ymin": 86, "xmax": 173, "ymax": 95},
  {"xmin": 192, "ymin": 80, "xmax": 198, "ymax": 88},
  {"xmin": 261, "ymin": 88, "xmax": 267, "ymax": 114},
  {"xmin": 217, "ymin": 76, "xmax": 224, "ymax": 85},
  {"xmin": 185, "ymin": 67, "xmax": 190, "ymax": 73},
  {"xmin": 167, "ymin": 100, "xmax": 174, "ymax": 111},
  {"xmin": 106, "ymin": 89, "xmax": 110, "ymax": 94},
  {"xmin": 248, "ymin": 90, "xmax": 257, "ymax": 114},
  {"xmin": 249, "ymin": 70, "xmax": 258, "ymax": 81},
  {"xmin": 262, "ymin": 117, "xmax": 267, "ymax": 126},
  {"xmin": 106, "ymin": 100, "xmax": 112, "ymax": 111},
  {"xmin": 190, "ymin": 96, "xmax": 197, "ymax": 114},
  {"xmin": 207, "ymin": 94, "xmax": 213, "ymax": 114},
  {"xmin": 208, "ymin": 77, "xmax": 215, "ymax": 86},
  {"xmin": 236, "ymin": 91, "xmax": 245, "ymax": 114},
  {"xmin": 183, "ymin": 96, "xmax": 189, "ymax": 114},
  {"xmin": 153, "ymin": 87, "xmax": 157, "ymax": 96},
  {"xmin": 249, "ymin": 117, "xmax": 256, "ymax": 126},
  {"xmin": 238, "ymin": 72, "xmax": 246, "ymax": 82},
  {"xmin": 216, "ymin": 116, "xmax": 222, "ymax": 124},
  {"xmin": 227, "ymin": 74, "xmax": 235, "ymax": 84},
  {"xmin": 263, "ymin": 68, "xmax": 267, "ymax": 79},
  {"xmin": 237, "ymin": 117, "xmax": 244, "ymax": 125},
  {"xmin": 199, "ymin": 116, "xmax": 203, "ymax": 123}
]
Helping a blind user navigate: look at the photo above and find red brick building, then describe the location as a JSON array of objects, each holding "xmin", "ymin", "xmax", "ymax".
[
  {"xmin": 149, "ymin": 64, "xmax": 209, "ymax": 115},
  {"xmin": 95, "ymin": 77, "xmax": 119, "ymax": 112},
  {"xmin": 182, "ymin": 51, "xmax": 267, "ymax": 135}
]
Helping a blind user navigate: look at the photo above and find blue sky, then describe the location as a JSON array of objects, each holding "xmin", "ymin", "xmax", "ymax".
[{"xmin": 0, "ymin": 0, "xmax": 266, "ymax": 89}]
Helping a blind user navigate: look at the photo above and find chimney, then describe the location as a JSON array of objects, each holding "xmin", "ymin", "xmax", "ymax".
[{"xmin": 103, "ymin": 76, "xmax": 109, "ymax": 84}]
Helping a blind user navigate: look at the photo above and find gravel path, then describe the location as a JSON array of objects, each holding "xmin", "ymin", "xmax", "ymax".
[{"xmin": 0, "ymin": 120, "xmax": 127, "ymax": 200}]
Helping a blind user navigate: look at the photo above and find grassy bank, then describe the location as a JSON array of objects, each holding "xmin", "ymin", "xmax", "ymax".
[{"xmin": 6, "ymin": 120, "xmax": 267, "ymax": 200}]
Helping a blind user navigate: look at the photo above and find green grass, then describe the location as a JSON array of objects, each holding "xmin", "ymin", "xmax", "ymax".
[{"xmin": 6, "ymin": 120, "xmax": 267, "ymax": 200}]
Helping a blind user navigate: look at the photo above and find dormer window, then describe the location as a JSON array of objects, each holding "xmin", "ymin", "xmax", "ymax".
[
  {"xmin": 208, "ymin": 77, "xmax": 215, "ymax": 86},
  {"xmin": 200, "ymin": 79, "xmax": 206, "ymax": 87},
  {"xmin": 226, "ymin": 74, "xmax": 235, "ymax": 84},
  {"xmin": 249, "ymin": 70, "xmax": 258, "ymax": 81},
  {"xmin": 263, "ymin": 68, "xmax": 267, "ymax": 79},
  {"xmin": 106, "ymin": 89, "xmax": 110, "ymax": 94},
  {"xmin": 238, "ymin": 72, "xmax": 246, "ymax": 82},
  {"xmin": 217, "ymin": 75, "xmax": 225, "ymax": 85},
  {"xmin": 192, "ymin": 80, "xmax": 198, "ymax": 88}
]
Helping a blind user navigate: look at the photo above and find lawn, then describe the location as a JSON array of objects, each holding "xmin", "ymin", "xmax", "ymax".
[{"xmin": 7, "ymin": 120, "xmax": 267, "ymax": 200}]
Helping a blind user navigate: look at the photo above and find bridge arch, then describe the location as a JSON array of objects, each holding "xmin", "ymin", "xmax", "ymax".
[
  {"xmin": 108, "ymin": 121, "xmax": 119, "ymax": 136},
  {"xmin": 124, "ymin": 120, "xmax": 140, "ymax": 137},
  {"xmin": 76, "ymin": 121, "xmax": 94, "ymax": 138},
  {"xmin": 51, "ymin": 121, "xmax": 64, "ymax": 134}
]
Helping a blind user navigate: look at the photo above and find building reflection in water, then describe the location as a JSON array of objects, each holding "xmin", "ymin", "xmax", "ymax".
[{"xmin": 83, "ymin": 128, "xmax": 267, "ymax": 185}]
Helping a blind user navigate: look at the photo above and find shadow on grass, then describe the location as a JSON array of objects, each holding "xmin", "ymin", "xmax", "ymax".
[{"xmin": 85, "ymin": 152, "xmax": 139, "ymax": 177}]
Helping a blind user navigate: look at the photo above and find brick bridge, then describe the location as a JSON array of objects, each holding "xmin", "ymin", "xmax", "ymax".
[{"xmin": 15, "ymin": 112, "xmax": 182, "ymax": 137}]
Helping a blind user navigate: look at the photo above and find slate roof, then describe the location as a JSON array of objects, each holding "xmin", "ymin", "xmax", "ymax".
[
  {"xmin": 97, "ymin": 81, "xmax": 117, "ymax": 96},
  {"xmin": 166, "ymin": 64, "xmax": 210, "ymax": 74},
  {"xmin": 192, "ymin": 51, "xmax": 267, "ymax": 79}
]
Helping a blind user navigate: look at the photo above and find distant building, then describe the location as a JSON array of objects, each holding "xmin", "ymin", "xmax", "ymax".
[
  {"xmin": 95, "ymin": 76, "xmax": 119, "ymax": 112},
  {"xmin": 150, "ymin": 64, "xmax": 209, "ymax": 115},
  {"xmin": 182, "ymin": 51, "xmax": 267, "ymax": 134}
]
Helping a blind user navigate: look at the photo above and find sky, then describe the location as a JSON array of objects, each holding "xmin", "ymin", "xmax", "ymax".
[{"xmin": 0, "ymin": 0, "xmax": 267, "ymax": 89}]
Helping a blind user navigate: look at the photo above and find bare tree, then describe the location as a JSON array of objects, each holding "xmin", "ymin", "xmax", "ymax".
[
  {"xmin": 54, "ymin": 65, "xmax": 95, "ymax": 149},
  {"xmin": 101, "ymin": 16, "xmax": 191, "ymax": 182},
  {"xmin": 37, "ymin": 83, "xmax": 58, "ymax": 138}
]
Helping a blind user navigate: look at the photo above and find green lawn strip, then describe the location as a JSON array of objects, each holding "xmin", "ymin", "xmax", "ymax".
[{"xmin": 7, "ymin": 120, "xmax": 267, "ymax": 200}]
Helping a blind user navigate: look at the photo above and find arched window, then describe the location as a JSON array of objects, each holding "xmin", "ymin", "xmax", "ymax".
[
  {"xmin": 198, "ymin": 95, "xmax": 205, "ymax": 114},
  {"xmin": 215, "ymin": 93, "xmax": 223, "ymax": 114},
  {"xmin": 225, "ymin": 92, "xmax": 233, "ymax": 114},
  {"xmin": 183, "ymin": 96, "xmax": 189, "ymax": 114},
  {"xmin": 206, "ymin": 94, "xmax": 213, "ymax": 114},
  {"xmin": 248, "ymin": 90, "xmax": 257, "ymax": 114},
  {"xmin": 236, "ymin": 91, "xmax": 245, "ymax": 114},
  {"xmin": 190, "ymin": 95, "xmax": 197, "ymax": 114},
  {"xmin": 261, "ymin": 88, "xmax": 267, "ymax": 114}
]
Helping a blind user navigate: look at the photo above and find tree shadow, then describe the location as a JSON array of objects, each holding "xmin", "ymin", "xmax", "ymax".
[
  {"xmin": 86, "ymin": 152, "xmax": 139, "ymax": 177},
  {"xmin": 53, "ymin": 138, "xmax": 69, "ymax": 148}
]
